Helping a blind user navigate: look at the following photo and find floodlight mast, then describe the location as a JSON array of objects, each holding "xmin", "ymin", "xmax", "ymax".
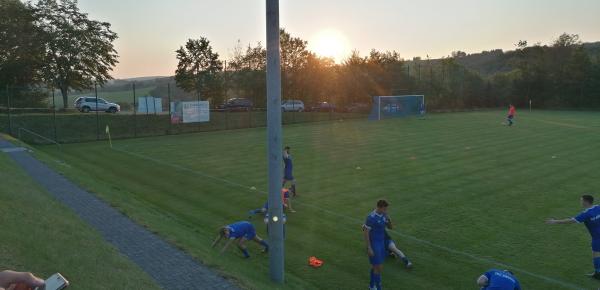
[{"xmin": 266, "ymin": 0, "xmax": 285, "ymax": 283}]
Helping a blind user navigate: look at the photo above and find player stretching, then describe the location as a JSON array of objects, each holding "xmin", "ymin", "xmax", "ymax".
[
  {"xmin": 476, "ymin": 269, "xmax": 521, "ymax": 290},
  {"xmin": 384, "ymin": 229, "xmax": 412, "ymax": 268},
  {"xmin": 363, "ymin": 199, "xmax": 390, "ymax": 290},
  {"xmin": 546, "ymin": 194, "xmax": 600, "ymax": 279},
  {"xmin": 506, "ymin": 104, "xmax": 516, "ymax": 126},
  {"xmin": 211, "ymin": 221, "xmax": 269, "ymax": 258},
  {"xmin": 283, "ymin": 146, "xmax": 297, "ymax": 197},
  {"xmin": 248, "ymin": 188, "xmax": 295, "ymax": 217}
]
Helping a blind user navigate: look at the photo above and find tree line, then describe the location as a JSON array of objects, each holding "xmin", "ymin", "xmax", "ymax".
[{"xmin": 2, "ymin": 0, "xmax": 599, "ymax": 111}]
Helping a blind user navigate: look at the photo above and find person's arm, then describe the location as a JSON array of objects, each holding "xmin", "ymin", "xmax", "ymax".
[
  {"xmin": 362, "ymin": 224, "xmax": 374, "ymax": 256},
  {"xmin": 211, "ymin": 234, "xmax": 223, "ymax": 248},
  {"xmin": 0, "ymin": 271, "xmax": 45, "ymax": 290},
  {"xmin": 546, "ymin": 218, "xmax": 577, "ymax": 224},
  {"xmin": 220, "ymin": 239, "xmax": 235, "ymax": 254},
  {"xmin": 476, "ymin": 274, "xmax": 488, "ymax": 287},
  {"xmin": 385, "ymin": 214, "xmax": 393, "ymax": 229}
]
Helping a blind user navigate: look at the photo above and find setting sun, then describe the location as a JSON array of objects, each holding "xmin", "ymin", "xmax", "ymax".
[{"xmin": 309, "ymin": 29, "xmax": 350, "ymax": 62}]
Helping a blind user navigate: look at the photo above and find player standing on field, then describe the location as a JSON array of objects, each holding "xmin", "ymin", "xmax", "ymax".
[
  {"xmin": 546, "ymin": 194, "xmax": 600, "ymax": 279},
  {"xmin": 363, "ymin": 199, "xmax": 390, "ymax": 290},
  {"xmin": 282, "ymin": 146, "xmax": 297, "ymax": 197},
  {"xmin": 507, "ymin": 104, "xmax": 516, "ymax": 126}
]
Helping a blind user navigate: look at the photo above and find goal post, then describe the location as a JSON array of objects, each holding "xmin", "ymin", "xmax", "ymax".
[{"xmin": 369, "ymin": 95, "xmax": 426, "ymax": 120}]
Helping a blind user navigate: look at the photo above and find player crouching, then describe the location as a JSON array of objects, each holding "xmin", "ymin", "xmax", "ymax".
[
  {"xmin": 384, "ymin": 230, "xmax": 412, "ymax": 269},
  {"xmin": 211, "ymin": 221, "xmax": 269, "ymax": 258},
  {"xmin": 248, "ymin": 188, "xmax": 295, "ymax": 218}
]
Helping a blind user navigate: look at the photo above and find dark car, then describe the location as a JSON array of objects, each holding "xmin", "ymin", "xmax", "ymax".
[
  {"xmin": 219, "ymin": 98, "xmax": 253, "ymax": 111},
  {"xmin": 310, "ymin": 102, "xmax": 336, "ymax": 112}
]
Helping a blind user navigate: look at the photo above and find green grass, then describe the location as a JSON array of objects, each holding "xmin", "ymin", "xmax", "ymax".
[
  {"xmin": 0, "ymin": 152, "xmax": 160, "ymax": 290},
  {"xmin": 33, "ymin": 110, "xmax": 600, "ymax": 289}
]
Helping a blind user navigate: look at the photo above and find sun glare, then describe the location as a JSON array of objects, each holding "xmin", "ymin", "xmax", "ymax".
[{"xmin": 310, "ymin": 29, "xmax": 350, "ymax": 63}]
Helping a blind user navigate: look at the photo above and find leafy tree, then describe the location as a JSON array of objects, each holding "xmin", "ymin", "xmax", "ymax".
[
  {"xmin": 175, "ymin": 37, "xmax": 224, "ymax": 105},
  {"xmin": 34, "ymin": 0, "xmax": 119, "ymax": 108}
]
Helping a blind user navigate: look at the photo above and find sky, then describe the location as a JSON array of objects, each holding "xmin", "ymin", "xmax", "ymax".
[{"xmin": 77, "ymin": 0, "xmax": 600, "ymax": 79}]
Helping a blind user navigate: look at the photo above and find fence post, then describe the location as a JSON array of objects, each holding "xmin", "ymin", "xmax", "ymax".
[
  {"xmin": 6, "ymin": 85, "xmax": 11, "ymax": 135},
  {"xmin": 52, "ymin": 87, "xmax": 57, "ymax": 142},
  {"xmin": 95, "ymin": 82, "xmax": 99, "ymax": 140},
  {"xmin": 167, "ymin": 83, "xmax": 172, "ymax": 134},
  {"xmin": 133, "ymin": 82, "xmax": 137, "ymax": 138}
]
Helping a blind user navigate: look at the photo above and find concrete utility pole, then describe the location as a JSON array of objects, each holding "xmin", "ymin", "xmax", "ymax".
[{"xmin": 265, "ymin": 0, "xmax": 284, "ymax": 283}]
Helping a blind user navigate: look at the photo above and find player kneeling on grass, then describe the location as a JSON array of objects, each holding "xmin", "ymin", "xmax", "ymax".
[
  {"xmin": 476, "ymin": 269, "xmax": 521, "ymax": 290},
  {"xmin": 248, "ymin": 188, "xmax": 295, "ymax": 217},
  {"xmin": 384, "ymin": 229, "xmax": 412, "ymax": 269},
  {"xmin": 211, "ymin": 221, "xmax": 269, "ymax": 258},
  {"xmin": 546, "ymin": 194, "xmax": 600, "ymax": 279}
]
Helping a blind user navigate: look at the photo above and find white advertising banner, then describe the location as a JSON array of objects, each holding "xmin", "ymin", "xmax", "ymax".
[{"xmin": 182, "ymin": 101, "xmax": 210, "ymax": 123}]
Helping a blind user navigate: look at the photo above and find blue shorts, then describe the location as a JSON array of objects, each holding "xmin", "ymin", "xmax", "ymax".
[
  {"xmin": 592, "ymin": 239, "xmax": 600, "ymax": 252},
  {"xmin": 368, "ymin": 242, "xmax": 386, "ymax": 265},
  {"xmin": 243, "ymin": 228, "xmax": 256, "ymax": 240},
  {"xmin": 507, "ymin": 115, "xmax": 514, "ymax": 119},
  {"xmin": 283, "ymin": 174, "xmax": 294, "ymax": 181}
]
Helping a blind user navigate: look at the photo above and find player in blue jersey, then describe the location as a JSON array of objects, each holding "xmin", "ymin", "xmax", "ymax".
[
  {"xmin": 211, "ymin": 221, "xmax": 269, "ymax": 258},
  {"xmin": 282, "ymin": 146, "xmax": 297, "ymax": 197},
  {"xmin": 363, "ymin": 199, "xmax": 390, "ymax": 290},
  {"xmin": 476, "ymin": 269, "xmax": 521, "ymax": 290},
  {"xmin": 547, "ymin": 194, "xmax": 600, "ymax": 279}
]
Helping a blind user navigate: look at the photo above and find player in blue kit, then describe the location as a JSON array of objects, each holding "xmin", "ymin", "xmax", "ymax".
[
  {"xmin": 211, "ymin": 221, "xmax": 269, "ymax": 258},
  {"xmin": 547, "ymin": 194, "xmax": 600, "ymax": 279},
  {"xmin": 476, "ymin": 269, "xmax": 521, "ymax": 290},
  {"xmin": 363, "ymin": 199, "xmax": 390, "ymax": 290},
  {"xmin": 282, "ymin": 146, "xmax": 297, "ymax": 197}
]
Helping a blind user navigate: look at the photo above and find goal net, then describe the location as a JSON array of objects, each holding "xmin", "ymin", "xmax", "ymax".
[{"xmin": 368, "ymin": 95, "xmax": 425, "ymax": 120}]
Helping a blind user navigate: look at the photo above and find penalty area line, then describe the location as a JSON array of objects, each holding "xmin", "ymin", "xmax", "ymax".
[{"xmin": 112, "ymin": 146, "xmax": 584, "ymax": 290}]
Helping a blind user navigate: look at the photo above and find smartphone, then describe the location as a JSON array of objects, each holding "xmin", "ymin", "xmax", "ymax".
[{"xmin": 35, "ymin": 273, "xmax": 69, "ymax": 290}]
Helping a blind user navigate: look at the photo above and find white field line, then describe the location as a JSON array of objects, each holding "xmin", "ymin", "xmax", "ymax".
[
  {"xmin": 527, "ymin": 118, "xmax": 590, "ymax": 129},
  {"xmin": 112, "ymin": 146, "xmax": 584, "ymax": 290}
]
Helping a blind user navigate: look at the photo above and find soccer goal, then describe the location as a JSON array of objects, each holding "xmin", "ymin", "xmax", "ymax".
[{"xmin": 368, "ymin": 95, "xmax": 426, "ymax": 120}]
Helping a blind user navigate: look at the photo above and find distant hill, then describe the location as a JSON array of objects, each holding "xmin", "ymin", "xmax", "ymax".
[{"xmin": 407, "ymin": 41, "xmax": 600, "ymax": 78}]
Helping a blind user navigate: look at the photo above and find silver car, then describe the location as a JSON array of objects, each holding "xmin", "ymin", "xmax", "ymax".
[
  {"xmin": 282, "ymin": 100, "xmax": 305, "ymax": 112},
  {"xmin": 74, "ymin": 97, "xmax": 120, "ymax": 113}
]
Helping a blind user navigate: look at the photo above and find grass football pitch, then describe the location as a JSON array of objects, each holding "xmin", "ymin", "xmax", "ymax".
[{"xmin": 34, "ymin": 110, "xmax": 600, "ymax": 289}]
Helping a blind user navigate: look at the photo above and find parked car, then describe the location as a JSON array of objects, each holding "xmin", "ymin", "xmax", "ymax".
[
  {"xmin": 344, "ymin": 103, "xmax": 370, "ymax": 113},
  {"xmin": 74, "ymin": 97, "xmax": 120, "ymax": 113},
  {"xmin": 281, "ymin": 100, "xmax": 305, "ymax": 112},
  {"xmin": 310, "ymin": 102, "xmax": 336, "ymax": 112},
  {"xmin": 218, "ymin": 98, "xmax": 253, "ymax": 111}
]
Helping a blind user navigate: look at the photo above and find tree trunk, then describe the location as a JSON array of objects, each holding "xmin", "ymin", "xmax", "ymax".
[{"xmin": 60, "ymin": 86, "xmax": 68, "ymax": 109}]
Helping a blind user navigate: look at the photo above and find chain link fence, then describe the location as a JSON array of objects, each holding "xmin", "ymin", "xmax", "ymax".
[{"xmin": 0, "ymin": 83, "xmax": 370, "ymax": 145}]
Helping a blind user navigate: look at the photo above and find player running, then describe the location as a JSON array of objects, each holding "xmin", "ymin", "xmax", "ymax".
[
  {"xmin": 476, "ymin": 269, "xmax": 521, "ymax": 290},
  {"xmin": 506, "ymin": 104, "xmax": 516, "ymax": 126},
  {"xmin": 248, "ymin": 188, "xmax": 295, "ymax": 217},
  {"xmin": 546, "ymin": 194, "xmax": 600, "ymax": 279},
  {"xmin": 282, "ymin": 146, "xmax": 297, "ymax": 197},
  {"xmin": 363, "ymin": 199, "xmax": 390, "ymax": 290},
  {"xmin": 211, "ymin": 221, "xmax": 269, "ymax": 258},
  {"xmin": 384, "ymin": 229, "xmax": 412, "ymax": 269}
]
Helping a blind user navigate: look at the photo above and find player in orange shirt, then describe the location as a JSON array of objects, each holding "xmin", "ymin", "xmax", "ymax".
[{"xmin": 507, "ymin": 104, "xmax": 516, "ymax": 126}]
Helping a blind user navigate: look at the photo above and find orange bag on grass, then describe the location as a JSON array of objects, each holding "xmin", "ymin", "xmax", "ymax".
[{"xmin": 308, "ymin": 256, "xmax": 323, "ymax": 268}]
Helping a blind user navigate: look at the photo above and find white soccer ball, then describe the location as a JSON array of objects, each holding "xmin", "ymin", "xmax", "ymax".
[
  {"xmin": 356, "ymin": 166, "xmax": 362, "ymax": 170},
  {"xmin": 250, "ymin": 186, "xmax": 257, "ymax": 190}
]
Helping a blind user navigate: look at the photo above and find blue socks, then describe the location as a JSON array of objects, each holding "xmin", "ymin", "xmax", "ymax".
[
  {"xmin": 369, "ymin": 269, "xmax": 381, "ymax": 289},
  {"xmin": 240, "ymin": 248, "xmax": 250, "ymax": 258},
  {"xmin": 593, "ymin": 257, "xmax": 600, "ymax": 273}
]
